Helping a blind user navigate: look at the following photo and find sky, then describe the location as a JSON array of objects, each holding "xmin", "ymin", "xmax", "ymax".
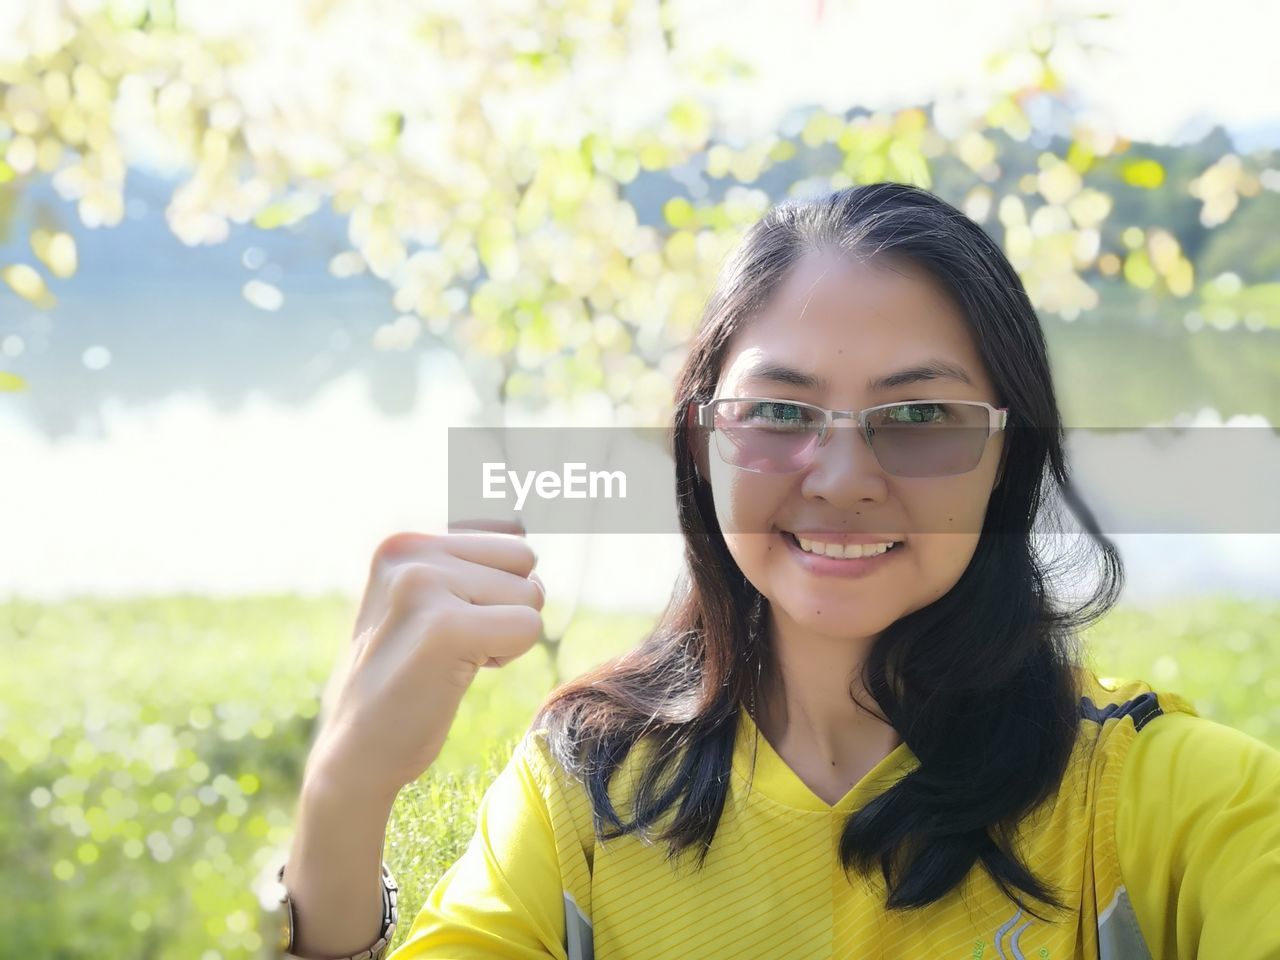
[{"xmin": 675, "ymin": 0, "xmax": 1280, "ymax": 148}]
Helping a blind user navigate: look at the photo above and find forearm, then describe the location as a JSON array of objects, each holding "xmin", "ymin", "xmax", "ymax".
[{"xmin": 283, "ymin": 771, "xmax": 399, "ymax": 958}]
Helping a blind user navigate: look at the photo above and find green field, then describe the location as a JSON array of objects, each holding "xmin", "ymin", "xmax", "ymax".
[{"xmin": 1, "ymin": 595, "xmax": 1275, "ymax": 958}]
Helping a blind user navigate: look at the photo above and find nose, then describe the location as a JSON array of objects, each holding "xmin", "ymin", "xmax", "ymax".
[{"xmin": 801, "ymin": 421, "xmax": 888, "ymax": 500}]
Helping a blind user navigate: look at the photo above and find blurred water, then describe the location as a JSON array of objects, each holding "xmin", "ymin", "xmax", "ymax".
[{"xmin": 2, "ymin": 347, "xmax": 1276, "ymax": 609}]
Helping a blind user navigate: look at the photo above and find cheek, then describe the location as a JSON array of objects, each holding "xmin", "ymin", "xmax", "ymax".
[
  {"xmin": 710, "ymin": 469, "xmax": 791, "ymax": 578},
  {"xmin": 899, "ymin": 485, "xmax": 989, "ymax": 597},
  {"xmin": 902, "ymin": 476, "xmax": 992, "ymax": 536},
  {"xmin": 709, "ymin": 465, "xmax": 790, "ymax": 535},
  {"xmin": 905, "ymin": 532, "xmax": 982, "ymax": 599},
  {"xmin": 722, "ymin": 532, "xmax": 779, "ymax": 573}
]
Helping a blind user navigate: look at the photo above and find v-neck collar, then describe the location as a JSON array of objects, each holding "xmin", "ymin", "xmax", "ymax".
[{"xmin": 731, "ymin": 704, "xmax": 919, "ymax": 813}]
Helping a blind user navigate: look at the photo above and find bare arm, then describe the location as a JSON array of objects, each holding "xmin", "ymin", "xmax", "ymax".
[
  {"xmin": 282, "ymin": 770, "xmax": 398, "ymax": 958},
  {"xmin": 278, "ymin": 521, "xmax": 543, "ymax": 956}
]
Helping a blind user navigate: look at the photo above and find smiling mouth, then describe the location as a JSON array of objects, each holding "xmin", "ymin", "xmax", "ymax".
[{"xmin": 781, "ymin": 531, "xmax": 904, "ymax": 559}]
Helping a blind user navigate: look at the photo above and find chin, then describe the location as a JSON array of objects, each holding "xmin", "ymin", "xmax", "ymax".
[{"xmin": 780, "ymin": 600, "xmax": 898, "ymax": 638}]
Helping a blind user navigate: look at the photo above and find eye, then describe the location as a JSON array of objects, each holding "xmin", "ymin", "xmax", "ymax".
[
  {"xmin": 886, "ymin": 402, "xmax": 948, "ymax": 424},
  {"xmin": 744, "ymin": 401, "xmax": 816, "ymax": 426}
]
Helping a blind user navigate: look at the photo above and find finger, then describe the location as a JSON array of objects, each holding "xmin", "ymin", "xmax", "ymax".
[
  {"xmin": 439, "ymin": 531, "xmax": 537, "ymax": 579},
  {"xmin": 387, "ymin": 524, "xmax": 536, "ymax": 577},
  {"xmin": 356, "ymin": 527, "xmax": 534, "ymax": 638},
  {"xmin": 435, "ymin": 603, "xmax": 544, "ymax": 666},
  {"xmin": 439, "ymin": 557, "xmax": 544, "ymax": 611}
]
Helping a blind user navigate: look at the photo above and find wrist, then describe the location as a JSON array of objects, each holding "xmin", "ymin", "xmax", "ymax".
[
  {"xmin": 266, "ymin": 855, "xmax": 399, "ymax": 960},
  {"xmin": 277, "ymin": 770, "xmax": 400, "ymax": 960}
]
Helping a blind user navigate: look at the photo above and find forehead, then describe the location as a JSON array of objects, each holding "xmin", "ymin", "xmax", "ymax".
[{"xmin": 717, "ymin": 250, "xmax": 991, "ymax": 398}]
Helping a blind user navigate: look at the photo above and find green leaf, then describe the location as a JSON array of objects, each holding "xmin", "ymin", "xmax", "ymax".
[
  {"xmin": 0, "ymin": 370, "xmax": 28, "ymax": 392},
  {"xmin": 1121, "ymin": 158, "xmax": 1165, "ymax": 189}
]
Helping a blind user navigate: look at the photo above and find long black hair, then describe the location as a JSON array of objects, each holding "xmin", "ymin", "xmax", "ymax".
[{"xmin": 531, "ymin": 182, "xmax": 1123, "ymax": 922}]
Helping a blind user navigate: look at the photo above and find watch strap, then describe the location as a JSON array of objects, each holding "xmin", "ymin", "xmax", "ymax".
[{"xmin": 271, "ymin": 859, "xmax": 398, "ymax": 960}]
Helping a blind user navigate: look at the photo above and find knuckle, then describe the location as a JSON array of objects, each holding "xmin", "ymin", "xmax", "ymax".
[
  {"xmin": 387, "ymin": 562, "xmax": 442, "ymax": 610},
  {"xmin": 372, "ymin": 532, "xmax": 437, "ymax": 570}
]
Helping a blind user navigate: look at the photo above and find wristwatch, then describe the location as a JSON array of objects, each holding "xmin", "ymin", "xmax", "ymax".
[{"xmin": 267, "ymin": 859, "xmax": 399, "ymax": 960}]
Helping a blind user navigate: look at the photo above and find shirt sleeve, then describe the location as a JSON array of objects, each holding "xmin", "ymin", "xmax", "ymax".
[
  {"xmin": 389, "ymin": 733, "xmax": 568, "ymax": 959},
  {"xmin": 1114, "ymin": 711, "xmax": 1280, "ymax": 960}
]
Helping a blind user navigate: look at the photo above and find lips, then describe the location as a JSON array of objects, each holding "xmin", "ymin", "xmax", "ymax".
[
  {"xmin": 783, "ymin": 531, "xmax": 902, "ymax": 558},
  {"xmin": 778, "ymin": 528, "xmax": 905, "ymax": 575}
]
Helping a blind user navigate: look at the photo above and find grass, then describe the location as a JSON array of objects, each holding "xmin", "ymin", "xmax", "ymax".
[{"xmin": 0, "ymin": 593, "xmax": 1274, "ymax": 958}]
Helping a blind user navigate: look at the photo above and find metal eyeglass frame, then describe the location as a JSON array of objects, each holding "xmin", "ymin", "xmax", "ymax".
[{"xmin": 692, "ymin": 397, "xmax": 1009, "ymax": 475}]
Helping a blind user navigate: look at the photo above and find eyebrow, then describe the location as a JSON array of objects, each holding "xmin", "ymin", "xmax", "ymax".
[{"xmin": 741, "ymin": 358, "xmax": 975, "ymax": 393}]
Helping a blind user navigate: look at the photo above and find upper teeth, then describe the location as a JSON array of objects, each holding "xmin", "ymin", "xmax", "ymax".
[{"xmin": 793, "ymin": 536, "xmax": 897, "ymax": 558}]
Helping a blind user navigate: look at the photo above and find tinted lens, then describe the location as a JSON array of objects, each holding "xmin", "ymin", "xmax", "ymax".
[
  {"xmin": 867, "ymin": 401, "xmax": 990, "ymax": 477},
  {"xmin": 712, "ymin": 399, "xmax": 822, "ymax": 472}
]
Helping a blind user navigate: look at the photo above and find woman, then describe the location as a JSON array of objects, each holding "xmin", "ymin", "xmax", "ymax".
[{"xmin": 274, "ymin": 183, "xmax": 1280, "ymax": 959}]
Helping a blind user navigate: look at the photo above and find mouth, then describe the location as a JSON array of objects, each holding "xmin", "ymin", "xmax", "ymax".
[{"xmin": 780, "ymin": 530, "xmax": 905, "ymax": 560}]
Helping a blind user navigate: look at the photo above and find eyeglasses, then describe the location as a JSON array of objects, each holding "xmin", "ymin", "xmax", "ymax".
[{"xmin": 692, "ymin": 397, "xmax": 1009, "ymax": 478}]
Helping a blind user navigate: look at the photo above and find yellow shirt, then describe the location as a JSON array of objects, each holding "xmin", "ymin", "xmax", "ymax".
[{"xmin": 391, "ymin": 668, "xmax": 1280, "ymax": 959}]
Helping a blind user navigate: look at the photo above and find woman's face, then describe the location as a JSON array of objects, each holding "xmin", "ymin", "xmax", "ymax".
[{"xmin": 695, "ymin": 250, "xmax": 1006, "ymax": 642}]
